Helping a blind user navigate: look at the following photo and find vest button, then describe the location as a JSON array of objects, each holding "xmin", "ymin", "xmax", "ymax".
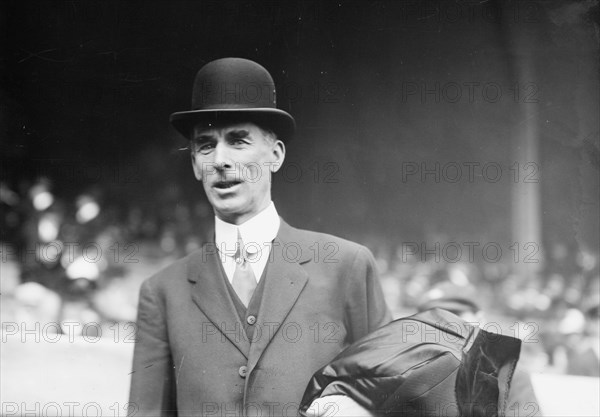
[
  {"xmin": 246, "ymin": 315, "xmax": 257, "ymax": 325},
  {"xmin": 238, "ymin": 365, "xmax": 248, "ymax": 378}
]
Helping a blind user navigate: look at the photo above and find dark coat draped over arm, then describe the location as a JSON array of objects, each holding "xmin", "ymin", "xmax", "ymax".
[{"xmin": 300, "ymin": 309, "xmax": 526, "ymax": 417}]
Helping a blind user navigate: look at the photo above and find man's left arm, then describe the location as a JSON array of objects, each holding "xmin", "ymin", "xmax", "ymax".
[
  {"xmin": 344, "ymin": 245, "xmax": 392, "ymax": 340},
  {"xmin": 306, "ymin": 245, "xmax": 392, "ymax": 417}
]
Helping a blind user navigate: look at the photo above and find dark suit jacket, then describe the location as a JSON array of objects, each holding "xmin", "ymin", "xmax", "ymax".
[{"xmin": 129, "ymin": 219, "xmax": 391, "ymax": 417}]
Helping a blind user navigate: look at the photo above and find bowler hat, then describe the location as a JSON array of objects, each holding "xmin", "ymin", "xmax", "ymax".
[{"xmin": 170, "ymin": 58, "xmax": 295, "ymax": 141}]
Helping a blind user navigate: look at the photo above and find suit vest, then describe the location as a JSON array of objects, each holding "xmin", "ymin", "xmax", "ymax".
[{"xmin": 221, "ymin": 260, "xmax": 269, "ymax": 345}]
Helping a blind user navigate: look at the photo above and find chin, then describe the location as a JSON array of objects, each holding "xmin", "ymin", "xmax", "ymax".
[
  {"xmin": 212, "ymin": 200, "xmax": 245, "ymax": 217},
  {"xmin": 212, "ymin": 202, "xmax": 241, "ymax": 215}
]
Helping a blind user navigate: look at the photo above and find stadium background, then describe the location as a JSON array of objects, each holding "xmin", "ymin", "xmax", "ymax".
[{"xmin": 1, "ymin": 1, "xmax": 599, "ymax": 415}]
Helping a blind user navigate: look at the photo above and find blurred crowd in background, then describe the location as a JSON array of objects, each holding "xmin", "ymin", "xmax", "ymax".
[{"xmin": 1, "ymin": 177, "xmax": 599, "ymax": 377}]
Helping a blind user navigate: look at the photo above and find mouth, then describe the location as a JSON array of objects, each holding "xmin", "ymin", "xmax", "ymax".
[{"xmin": 213, "ymin": 180, "xmax": 242, "ymax": 190}]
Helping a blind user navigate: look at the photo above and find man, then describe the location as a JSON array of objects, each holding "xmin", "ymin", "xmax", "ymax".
[{"xmin": 129, "ymin": 58, "xmax": 391, "ymax": 417}]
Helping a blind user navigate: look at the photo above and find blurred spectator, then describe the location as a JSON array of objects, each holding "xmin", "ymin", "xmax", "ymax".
[
  {"xmin": 566, "ymin": 300, "xmax": 600, "ymax": 377},
  {"xmin": 417, "ymin": 282, "xmax": 541, "ymax": 416},
  {"xmin": 2, "ymin": 172, "xmax": 599, "ymax": 378},
  {"xmin": 13, "ymin": 281, "xmax": 62, "ymax": 326},
  {"xmin": 417, "ymin": 281, "xmax": 482, "ymax": 323}
]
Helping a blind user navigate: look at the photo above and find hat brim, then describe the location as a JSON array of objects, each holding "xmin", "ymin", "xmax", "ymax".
[{"xmin": 169, "ymin": 108, "xmax": 296, "ymax": 142}]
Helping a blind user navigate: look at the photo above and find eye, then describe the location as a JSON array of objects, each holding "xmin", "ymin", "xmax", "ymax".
[
  {"xmin": 232, "ymin": 138, "xmax": 248, "ymax": 146},
  {"xmin": 227, "ymin": 129, "xmax": 251, "ymax": 146},
  {"xmin": 192, "ymin": 141, "xmax": 215, "ymax": 154}
]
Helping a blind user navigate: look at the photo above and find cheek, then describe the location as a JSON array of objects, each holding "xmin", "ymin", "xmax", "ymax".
[
  {"xmin": 243, "ymin": 168, "xmax": 271, "ymax": 195},
  {"xmin": 191, "ymin": 156, "xmax": 203, "ymax": 179},
  {"xmin": 193, "ymin": 158, "xmax": 218, "ymax": 180},
  {"xmin": 243, "ymin": 164, "xmax": 264, "ymax": 182},
  {"xmin": 235, "ymin": 158, "xmax": 264, "ymax": 181}
]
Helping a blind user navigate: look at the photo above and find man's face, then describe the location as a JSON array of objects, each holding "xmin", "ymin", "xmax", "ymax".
[{"xmin": 190, "ymin": 122, "xmax": 285, "ymax": 224}]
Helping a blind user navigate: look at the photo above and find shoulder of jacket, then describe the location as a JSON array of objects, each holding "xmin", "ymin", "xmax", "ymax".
[
  {"xmin": 143, "ymin": 249, "xmax": 204, "ymax": 288},
  {"xmin": 289, "ymin": 226, "xmax": 372, "ymax": 259}
]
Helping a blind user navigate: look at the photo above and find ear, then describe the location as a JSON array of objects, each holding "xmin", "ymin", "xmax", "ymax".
[
  {"xmin": 191, "ymin": 153, "xmax": 202, "ymax": 181},
  {"xmin": 269, "ymin": 140, "xmax": 286, "ymax": 173}
]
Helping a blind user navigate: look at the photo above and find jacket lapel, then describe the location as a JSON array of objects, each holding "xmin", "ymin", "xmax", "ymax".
[
  {"xmin": 247, "ymin": 220, "xmax": 310, "ymax": 373},
  {"xmin": 187, "ymin": 243, "xmax": 251, "ymax": 358}
]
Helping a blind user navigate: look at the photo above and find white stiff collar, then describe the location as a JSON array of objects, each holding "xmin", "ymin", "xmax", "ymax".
[{"xmin": 215, "ymin": 202, "xmax": 280, "ymax": 256}]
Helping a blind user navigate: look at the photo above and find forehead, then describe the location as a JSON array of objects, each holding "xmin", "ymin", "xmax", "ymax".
[{"xmin": 192, "ymin": 122, "xmax": 263, "ymax": 139}]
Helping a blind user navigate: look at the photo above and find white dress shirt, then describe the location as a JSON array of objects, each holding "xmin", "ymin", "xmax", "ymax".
[{"xmin": 214, "ymin": 202, "xmax": 280, "ymax": 283}]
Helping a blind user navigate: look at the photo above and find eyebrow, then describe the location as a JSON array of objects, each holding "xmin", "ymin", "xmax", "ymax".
[
  {"xmin": 225, "ymin": 129, "xmax": 250, "ymax": 140},
  {"xmin": 192, "ymin": 128, "xmax": 251, "ymax": 142},
  {"xmin": 192, "ymin": 134, "xmax": 216, "ymax": 142}
]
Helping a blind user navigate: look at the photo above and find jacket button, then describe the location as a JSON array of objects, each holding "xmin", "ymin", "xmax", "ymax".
[
  {"xmin": 246, "ymin": 315, "xmax": 256, "ymax": 325},
  {"xmin": 238, "ymin": 365, "xmax": 248, "ymax": 378}
]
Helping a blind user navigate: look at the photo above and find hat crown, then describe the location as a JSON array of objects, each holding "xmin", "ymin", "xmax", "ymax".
[
  {"xmin": 191, "ymin": 58, "xmax": 277, "ymax": 110},
  {"xmin": 169, "ymin": 57, "xmax": 295, "ymax": 141}
]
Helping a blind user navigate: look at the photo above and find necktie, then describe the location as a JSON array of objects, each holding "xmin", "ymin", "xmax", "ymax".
[{"xmin": 232, "ymin": 230, "xmax": 257, "ymax": 307}]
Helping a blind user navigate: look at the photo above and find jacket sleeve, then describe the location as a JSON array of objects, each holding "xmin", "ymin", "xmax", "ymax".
[
  {"xmin": 128, "ymin": 278, "xmax": 177, "ymax": 417},
  {"xmin": 344, "ymin": 245, "xmax": 392, "ymax": 343}
]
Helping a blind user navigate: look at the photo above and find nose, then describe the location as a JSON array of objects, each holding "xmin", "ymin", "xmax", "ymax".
[{"xmin": 212, "ymin": 142, "xmax": 233, "ymax": 171}]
